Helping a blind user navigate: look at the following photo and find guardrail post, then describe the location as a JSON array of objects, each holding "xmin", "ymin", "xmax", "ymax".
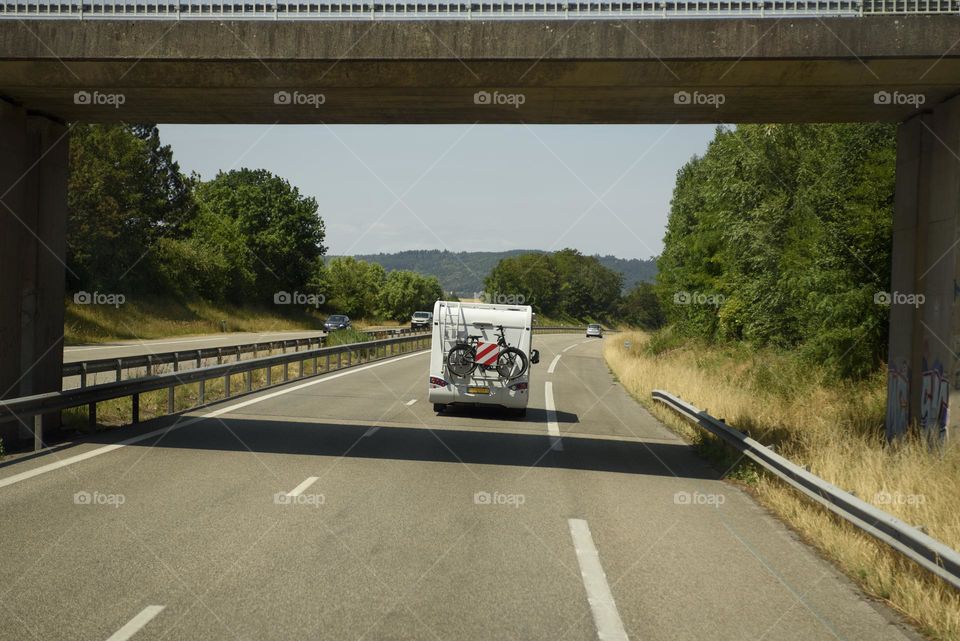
[
  {"xmin": 168, "ymin": 384, "xmax": 175, "ymax": 414},
  {"xmin": 173, "ymin": 352, "xmax": 179, "ymax": 372},
  {"xmin": 224, "ymin": 372, "xmax": 231, "ymax": 398},
  {"xmin": 347, "ymin": 350, "xmax": 352, "ymax": 367},
  {"xmin": 132, "ymin": 393, "xmax": 139, "ymax": 424},
  {"xmin": 33, "ymin": 415, "xmax": 42, "ymax": 451},
  {"xmin": 337, "ymin": 352, "xmax": 342, "ymax": 370},
  {"xmin": 80, "ymin": 363, "xmax": 88, "ymax": 389},
  {"xmin": 146, "ymin": 355, "xmax": 153, "ymax": 376},
  {"xmin": 300, "ymin": 359, "xmax": 305, "ymax": 378},
  {"xmin": 199, "ymin": 379, "xmax": 206, "ymax": 404},
  {"xmin": 282, "ymin": 362, "xmax": 289, "ymax": 382},
  {"xmin": 266, "ymin": 365, "xmax": 272, "ymax": 386},
  {"xmin": 313, "ymin": 354, "xmax": 318, "ymax": 374},
  {"xmin": 245, "ymin": 370, "xmax": 252, "ymax": 392},
  {"xmin": 253, "ymin": 343, "xmax": 258, "ymax": 358},
  {"xmin": 217, "ymin": 348, "xmax": 223, "ymax": 365},
  {"xmin": 196, "ymin": 350, "xmax": 202, "ymax": 369},
  {"xmin": 115, "ymin": 359, "xmax": 122, "ymax": 382},
  {"xmin": 89, "ymin": 402, "xmax": 96, "ymax": 429}
]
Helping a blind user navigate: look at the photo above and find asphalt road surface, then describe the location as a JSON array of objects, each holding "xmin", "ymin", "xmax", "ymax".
[
  {"xmin": 0, "ymin": 335, "xmax": 918, "ymax": 641},
  {"xmin": 63, "ymin": 331, "xmax": 330, "ymax": 364}
]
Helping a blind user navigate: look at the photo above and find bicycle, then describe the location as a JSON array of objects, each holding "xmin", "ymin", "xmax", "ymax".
[{"xmin": 446, "ymin": 324, "xmax": 528, "ymax": 380}]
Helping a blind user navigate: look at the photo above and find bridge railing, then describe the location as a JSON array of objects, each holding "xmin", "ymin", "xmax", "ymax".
[
  {"xmin": 2, "ymin": 332, "xmax": 432, "ymax": 451},
  {"xmin": 62, "ymin": 326, "xmax": 428, "ymax": 389},
  {"xmin": 653, "ymin": 389, "xmax": 960, "ymax": 590},
  {"xmin": 1, "ymin": 0, "xmax": 957, "ymax": 19}
]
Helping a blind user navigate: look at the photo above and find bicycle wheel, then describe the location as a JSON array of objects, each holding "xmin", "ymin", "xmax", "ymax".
[
  {"xmin": 496, "ymin": 346, "xmax": 528, "ymax": 380},
  {"xmin": 446, "ymin": 343, "xmax": 477, "ymax": 378}
]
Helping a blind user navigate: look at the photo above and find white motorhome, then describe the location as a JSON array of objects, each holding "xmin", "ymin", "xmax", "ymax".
[{"xmin": 428, "ymin": 300, "xmax": 540, "ymax": 416}]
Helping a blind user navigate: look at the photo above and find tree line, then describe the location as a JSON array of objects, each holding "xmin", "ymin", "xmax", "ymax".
[
  {"xmin": 67, "ymin": 124, "xmax": 442, "ymax": 321},
  {"xmin": 656, "ymin": 123, "xmax": 896, "ymax": 379}
]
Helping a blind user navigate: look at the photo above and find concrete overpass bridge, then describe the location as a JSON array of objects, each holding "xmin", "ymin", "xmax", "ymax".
[{"xmin": 1, "ymin": 5, "xmax": 959, "ymax": 443}]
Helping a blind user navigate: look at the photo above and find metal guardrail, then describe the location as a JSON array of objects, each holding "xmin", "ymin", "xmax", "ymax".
[
  {"xmin": 652, "ymin": 389, "xmax": 960, "ymax": 590},
  {"xmin": 0, "ymin": 0, "xmax": 957, "ymax": 19},
  {"xmin": 62, "ymin": 326, "xmax": 428, "ymax": 388},
  {"xmin": 2, "ymin": 332, "xmax": 432, "ymax": 451}
]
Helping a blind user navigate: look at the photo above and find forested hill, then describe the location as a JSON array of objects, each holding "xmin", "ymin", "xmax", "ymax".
[{"xmin": 346, "ymin": 249, "xmax": 657, "ymax": 294}]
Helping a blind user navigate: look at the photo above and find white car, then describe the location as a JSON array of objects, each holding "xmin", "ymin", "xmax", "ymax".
[{"xmin": 586, "ymin": 324, "xmax": 603, "ymax": 338}]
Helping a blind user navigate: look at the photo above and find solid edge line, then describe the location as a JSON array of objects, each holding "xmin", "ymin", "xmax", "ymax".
[
  {"xmin": 568, "ymin": 519, "xmax": 630, "ymax": 641},
  {"xmin": 0, "ymin": 350, "xmax": 429, "ymax": 490},
  {"xmin": 105, "ymin": 605, "xmax": 165, "ymax": 641}
]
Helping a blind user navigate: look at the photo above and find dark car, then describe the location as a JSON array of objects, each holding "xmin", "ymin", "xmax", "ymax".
[{"xmin": 324, "ymin": 315, "xmax": 351, "ymax": 331}]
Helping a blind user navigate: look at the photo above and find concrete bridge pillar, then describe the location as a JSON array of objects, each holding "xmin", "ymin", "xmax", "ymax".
[
  {"xmin": 0, "ymin": 100, "xmax": 68, "ymax": 446},
  {"xmin": 886, "ymin": 95, "xmax": 960, "ymax": 442}
]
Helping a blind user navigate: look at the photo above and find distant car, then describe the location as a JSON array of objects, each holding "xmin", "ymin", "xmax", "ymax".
[
  {"xmin": 324, "ymin": 315, "xmax": 351, "ymax": 331},
  {"xmin": 411, "ymin": 311, "xmax": 433, "ymax": 330},
  {"xmin": 586, "ymin": 324, "xmax": 603, "ymax": 338}
]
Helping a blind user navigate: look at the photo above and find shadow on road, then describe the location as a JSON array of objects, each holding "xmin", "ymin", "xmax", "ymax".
[{"xmin": 98, "ymin": 417, "xmax": 716, "ymax": 479}]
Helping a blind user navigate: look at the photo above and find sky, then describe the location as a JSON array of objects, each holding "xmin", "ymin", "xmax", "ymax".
[{"xmin": 157, "ymin": 124, "xmax": 716, "ymax": 261}]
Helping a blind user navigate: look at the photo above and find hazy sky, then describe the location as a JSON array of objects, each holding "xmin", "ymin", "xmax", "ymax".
[{"xmin": 157, "ymin": 124, "xmax": 716, "ymax": 260}]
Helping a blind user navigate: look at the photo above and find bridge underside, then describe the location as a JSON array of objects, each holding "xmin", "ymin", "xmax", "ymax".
[
  {"xmin": 1, "ymin": 16, "xmax": 960, "ymax": 444},
  {"xmin": 0, "ymin": 17, "xmax": 959, "ymax": 124}
]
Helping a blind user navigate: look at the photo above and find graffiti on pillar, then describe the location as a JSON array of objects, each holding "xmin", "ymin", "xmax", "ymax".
[
  {"xmin": 920, "ymin": 357, "xmax": 949, "ymax": 442},
  {"xmin": 886, "ymin": 362, "xmax": 910, "ymax": 438}
]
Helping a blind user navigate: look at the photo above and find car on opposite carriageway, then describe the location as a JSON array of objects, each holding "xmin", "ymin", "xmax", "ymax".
[{"xmin": 324, "ymin": 315, "xmax": 351, "ymax": 331}]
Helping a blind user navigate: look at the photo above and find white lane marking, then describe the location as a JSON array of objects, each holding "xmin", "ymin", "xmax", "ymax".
[
  {"xmin": 544, "ymin": 381, "xmax": 563, "ymax": 451},
  {"xmin": 0, "ymin": 350, "xmax": 429, "ymax": 490},
  {"xmin": 547, "ymin": 354, "xmax": 561, "ymax": 374},
  {"xmin": 287, "ymin": 476, "xmax": 319, "ymax": 497},
  {"xmin": 568, "ymin": 519, "xmax": 630, "ymax": 641},
  {"xmin": 405, "ymin": 399, "xmax": 418, "ymax": 406},
  {"xmin": 106, "ymin": 605, "xmax": 165, "ymax": 641},
  {"xmin": 562, "ymin": 343, "xmax": 578, "ymax": 353}
]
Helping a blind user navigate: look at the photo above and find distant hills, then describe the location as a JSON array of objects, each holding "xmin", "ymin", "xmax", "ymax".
[{"xmin": 344, "ymin": 249, "xmax": 657, "ymax": 295}]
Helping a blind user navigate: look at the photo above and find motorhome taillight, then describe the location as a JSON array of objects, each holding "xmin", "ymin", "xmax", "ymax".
[
  {"xmin": 509, "ymin": 382, "xmax": 528, "ymax": 391},
  {"xmin": 429, "ymin": 376, "xmax": 447, "ymax": 388}
]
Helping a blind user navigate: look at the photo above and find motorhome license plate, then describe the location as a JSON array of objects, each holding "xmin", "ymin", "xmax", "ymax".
[{"xmin": 467, "ymin": 386, "xmax": 490, "ymax": 395}]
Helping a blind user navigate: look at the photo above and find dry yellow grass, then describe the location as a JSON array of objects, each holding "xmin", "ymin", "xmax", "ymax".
[{"xmin": 605, "ymin": 330, "xmax": 960, "ymax": 641}]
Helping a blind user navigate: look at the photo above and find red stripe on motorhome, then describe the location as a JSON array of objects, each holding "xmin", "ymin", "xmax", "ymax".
[{"xmin": 475, "ymin": 342, "xmax": 499, "ymax": 365}]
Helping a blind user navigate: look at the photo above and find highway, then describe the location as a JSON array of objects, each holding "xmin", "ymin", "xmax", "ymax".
[{"xmin": 0, "ymin": 335, "xmax": 917, "ymax": 641}]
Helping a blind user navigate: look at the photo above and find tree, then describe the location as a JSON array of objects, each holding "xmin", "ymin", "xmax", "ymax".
[
  {"xmin": 67, "ymin": 124, "xmax": 196, "ymax": 292},
  {"xmin": 377, "ymin": 271, "xmax": 443, "ymax": 321},
  {"xmin": 195, "ymin": 168, "xmax": 326, "ymax": 304},
  {"xmin": 656, "ymin": 123, "xmax": 895, "ymax": 378},
  {"xmin": 321, "ymin": 257, "xmax": 385, "ymax": 318},
  {"xmin": 620, "ymin": 282, "xmax": 665, "ymax": 330}
]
